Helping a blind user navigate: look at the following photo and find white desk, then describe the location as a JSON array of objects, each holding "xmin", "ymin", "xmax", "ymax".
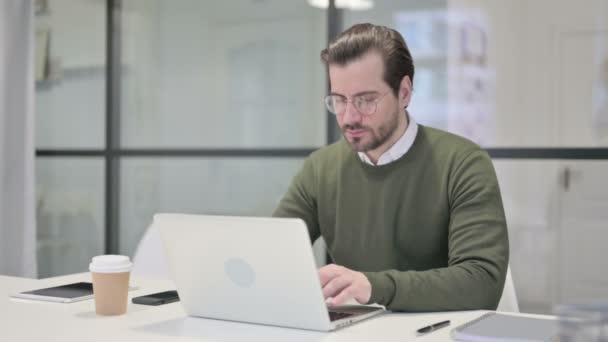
[{"xmin": 1, "ymin": 273, "xmax": 554, "ymax": 341}]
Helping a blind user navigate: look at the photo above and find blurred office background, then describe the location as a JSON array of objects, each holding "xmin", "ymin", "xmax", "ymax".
[{"xmin": 0, "ymin": 0, "xmax": 605, "ymax": 315}]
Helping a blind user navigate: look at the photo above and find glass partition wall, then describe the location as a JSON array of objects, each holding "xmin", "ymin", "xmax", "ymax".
[{"xmin": 36, "ymin": 0, "xmax": 608, "ymax": 314}]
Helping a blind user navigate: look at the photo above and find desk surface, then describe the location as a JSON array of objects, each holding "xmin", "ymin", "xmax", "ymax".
[{"xmin": 1, "ymin": 273, "xmax": 554, "ymax": 341}]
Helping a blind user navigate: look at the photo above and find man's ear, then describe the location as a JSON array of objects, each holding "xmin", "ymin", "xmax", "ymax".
[{"xmin": 399, "ymin": 75, "xmax": 412, "ymax": 108}]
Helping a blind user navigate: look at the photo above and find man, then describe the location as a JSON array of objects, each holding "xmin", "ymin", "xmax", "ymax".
[{"xmin": 273, "ymin": 23, "xmax": 508, "ymax": 311}]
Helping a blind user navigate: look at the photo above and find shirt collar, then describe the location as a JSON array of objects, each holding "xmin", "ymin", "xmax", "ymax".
[{"xmin": 358, "ymin": 116, "xmax": 418, "ymax": 166}]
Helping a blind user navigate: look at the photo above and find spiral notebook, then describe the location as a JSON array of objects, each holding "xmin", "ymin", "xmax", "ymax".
[{"xmin": 451, "ymin": 312, "xmax": 558, "ymax": 342}]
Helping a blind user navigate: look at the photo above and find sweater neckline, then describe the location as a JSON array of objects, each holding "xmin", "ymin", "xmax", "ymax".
[{"xmin": 343, "ymin": 125, "xmax": 424, "ymax": 173}]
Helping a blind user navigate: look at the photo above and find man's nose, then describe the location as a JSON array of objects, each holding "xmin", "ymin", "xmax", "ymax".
[{"xmin": 341, "ymin": 102, "xmax": 362, "ymax": 125}]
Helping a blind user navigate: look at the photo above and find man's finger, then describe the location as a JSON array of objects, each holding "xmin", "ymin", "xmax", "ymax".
[
  {"xmin": 328, "ymin": 285, "xmax": 353, "ymax": 307},
  {"xmin": 318, "ymin": 264, "xmax": 343, "ymax": 287},
  {"xmin": 322, "ymin": 274, "xmax": 351, "ymax": 299}
]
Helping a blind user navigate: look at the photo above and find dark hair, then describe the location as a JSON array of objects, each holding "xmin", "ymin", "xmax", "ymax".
[{"xmin": 320, "ymin": 23, "xmax": 414, "ymax": 96}]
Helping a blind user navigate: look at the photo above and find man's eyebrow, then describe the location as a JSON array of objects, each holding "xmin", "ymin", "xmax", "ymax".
[
  {"xmin": 353, "ymin": 91, "xmax": 380, "ymax": 97},
  {"xmin": 329, "ymin": 91, "xmax": 380, "ymax": 97}
]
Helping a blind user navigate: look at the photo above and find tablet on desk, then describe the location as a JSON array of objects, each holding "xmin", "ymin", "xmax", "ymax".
[{"xmin": 10, "ymin": 282, "xmax": 138, "ymax": 303}]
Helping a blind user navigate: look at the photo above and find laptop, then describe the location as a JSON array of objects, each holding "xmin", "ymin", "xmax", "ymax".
[{"xmin": 153, "ymin": 213, "xmax": 385, "ymax": 331}]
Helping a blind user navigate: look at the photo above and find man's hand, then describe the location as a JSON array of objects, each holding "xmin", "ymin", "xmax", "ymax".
[{"xmin": 318, "ymin": 264, "xmax": 372, "ymax": 307}]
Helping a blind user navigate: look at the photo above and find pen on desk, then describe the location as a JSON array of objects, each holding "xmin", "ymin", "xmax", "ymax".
[{"xmin": 416, "ymin": 320, "xmax": 451, "ymax": 335}]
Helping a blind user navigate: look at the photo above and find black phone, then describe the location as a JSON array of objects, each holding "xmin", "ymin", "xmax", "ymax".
[{"xmin": 132, "ymin": 290, "xmax": 179, "ymax": 306}]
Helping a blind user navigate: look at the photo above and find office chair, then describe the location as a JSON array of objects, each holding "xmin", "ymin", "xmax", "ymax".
[
  {"xmin": 132, "ymin": 224, "xmax": 171, "ymax": 280},
  {"xmin": 497, "ymin": 265, "xmax": 519, "ymax": 312}
]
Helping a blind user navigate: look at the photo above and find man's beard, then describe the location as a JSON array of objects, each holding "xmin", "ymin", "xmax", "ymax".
[{"xmin": 341, "ymin": 108, "xmax": 400, "ymax": 152}]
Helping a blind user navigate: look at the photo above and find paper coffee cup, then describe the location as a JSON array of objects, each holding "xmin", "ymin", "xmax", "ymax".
[{"xmin": 89, "ymin": 255, "xmax": 133, "ymax": 316}]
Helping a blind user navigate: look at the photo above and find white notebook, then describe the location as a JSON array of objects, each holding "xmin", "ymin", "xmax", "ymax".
[{"xmin": 451, "ymin": 312, "xmax": 558, "ymax": 342}]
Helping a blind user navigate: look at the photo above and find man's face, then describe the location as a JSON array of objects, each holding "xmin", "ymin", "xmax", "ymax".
[{"xmin": 328, "ymin": 51, "xmax": 409, "ymax": 154}]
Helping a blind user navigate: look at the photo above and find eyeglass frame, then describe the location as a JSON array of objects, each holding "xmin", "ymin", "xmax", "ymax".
[{"xmin": 324, "ymin": 91, "xmax": 390, "ymax": 116}]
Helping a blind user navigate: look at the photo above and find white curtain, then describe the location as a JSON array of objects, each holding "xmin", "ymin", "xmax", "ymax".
[{"xmin": 0, "ymin": 0, "xmax": 37, "ymax": 278}]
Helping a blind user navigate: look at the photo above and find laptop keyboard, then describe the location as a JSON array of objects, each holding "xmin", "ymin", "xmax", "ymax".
[{"xmin": 329, "ymin": 311, "xmax": 355, "ymax": 321}]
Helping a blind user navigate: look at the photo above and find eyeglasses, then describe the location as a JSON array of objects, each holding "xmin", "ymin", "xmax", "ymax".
[{"xmin": 324, "ymin": 91, "xmax": 389, "ymax": 116}]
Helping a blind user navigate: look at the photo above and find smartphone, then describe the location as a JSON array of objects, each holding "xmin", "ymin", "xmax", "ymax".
[
  {"xmin": 10, "ymin": 282, "xmax": 138, "ymax": 303},
  {"xmin": 132, "ymin": 290, "xmax": 179, "ymax": 306}
]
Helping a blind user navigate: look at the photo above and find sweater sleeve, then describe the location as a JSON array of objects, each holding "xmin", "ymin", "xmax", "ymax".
[
  {"xmin": 272, "ymin": 156, "xmax": 321, "ymax": 242},
  {"xmin": 362, "ymin": 149, "xmax": 509, "ymax": 311}
]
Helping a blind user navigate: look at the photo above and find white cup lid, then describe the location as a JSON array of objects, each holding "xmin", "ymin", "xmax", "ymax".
[{"xmin": 89, "ymin": 255, "xmax": 133, "ymax": 273}]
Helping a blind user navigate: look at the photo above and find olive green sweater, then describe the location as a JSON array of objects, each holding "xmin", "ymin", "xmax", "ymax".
[{"xmin": 273, "ymin": 125, "xmax": 509, "ymax": 311}]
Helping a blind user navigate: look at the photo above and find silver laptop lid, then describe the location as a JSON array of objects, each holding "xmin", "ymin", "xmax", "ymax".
[{"xmin": 154, "ymin": 213, "xmax": 333, "ymax": 331}]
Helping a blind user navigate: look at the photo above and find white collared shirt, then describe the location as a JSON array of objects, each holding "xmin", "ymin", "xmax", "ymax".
[{"xmin": 358, "ymin": 117, "xmax": 419, "ymax": 166}]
